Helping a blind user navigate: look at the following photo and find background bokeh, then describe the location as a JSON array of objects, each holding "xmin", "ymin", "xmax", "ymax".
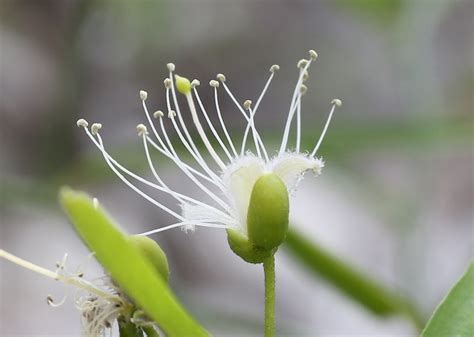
[{"xmin": 1, "ymin": 0, "xmax": 473, "ymax": 336}]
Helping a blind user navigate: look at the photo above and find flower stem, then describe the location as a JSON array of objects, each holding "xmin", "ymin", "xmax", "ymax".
[{"xmin": 263, "ymin": 255, "xmax": 276, "ymax": 337}]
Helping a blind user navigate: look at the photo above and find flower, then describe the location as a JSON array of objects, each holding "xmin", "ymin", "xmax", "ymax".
[
  {"xmin": 0, "ymin": 249, "xmax": 131, "ymax": 336},
  {"xmin": 77, "ymin": 49, "xmax": 340, "ymax": 259},
  {"xmin": 0, "ymin": 236, "xmax": 167, "ymax": 336}
]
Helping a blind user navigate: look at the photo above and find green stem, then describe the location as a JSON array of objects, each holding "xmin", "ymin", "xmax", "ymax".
[{"xmin": 263, "ymin": 255, "xmax": 276, "ymax": 337}]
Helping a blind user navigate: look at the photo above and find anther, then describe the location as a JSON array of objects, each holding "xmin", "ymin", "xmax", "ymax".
[
  {"xmin": 91, "ymin": 123, "xmax": 102, "ymax": 135},
  {"xmin": 136, "ymin": 124, "xmax": 148, "ymax": 136},
  {"xmin": 139, "ymin": 90, "xmax": 148, "ymax": 101},
  {"xmin": 164, "ymin": 78, "xmax": 172, "ymax": 89},
  {"xmin": 243, "ymin": 100, "xmax": 252, "ymax": 110},
  {"xmin": 209, "ymin": 80, "xmax": 219, "ymax": 88},
  {"xmin": 46, "ymin": 295, "xmax": 54, "ymax": 305},
  {"xmin": 303, "ymin": 70, "xmax": 309, "ymax": 82},
  {"xmin": 153, "ymin": 110, "xmax": 164, "ymax": 118},
  {"xmin": 168, "ymin": 110, "xmax": 176, "ymax": 118},
  {"xmin": 297, "ymin": 59, "xmax": 309, "ymax": 69},
  {"xmin": 191, "ymin": 79, "xmax": 200, "ymax": 88},
  {"xmin": 270, "ymin": 64, "xmax": 280, "ymax": 72},
  {"xmin": 216, "ymin": 73, "xmax": 226, "ymax": 82},
  {"xmin": 76, "ymin": 119, "xmax": 88, "ymax": 128},
  {"xmin": 167, "ymin": 63, "xmax": 175, "ymax": 72},
  {"xmin": 300, "ymin": 85, "xmax": 308, "ymax": 95},
  {"xmin": 309, "ymin": 49, "xmax": 318, "ymax": 60},
  {"xmin": 331, "ymin": 98, "xmax": 342, "ymax": 107},
  {"xmin": 77, "ymin": 272, "xmax": 84, "ymax": 278}
]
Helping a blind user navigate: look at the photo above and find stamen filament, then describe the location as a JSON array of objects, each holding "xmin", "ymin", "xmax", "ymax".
[
  {"xmin": 213, "ymin": 87, "xmax": 239, "ymax": 158},
  {"xmin": 193, "ymin": 87, "xmax": 234, "ymax": 161},
  {"xmin": 221, "ymin": 82, "xmax": 268, "ymax": 159},
  {"xmin": 138, "ymin": 222, "xmax": 231, "ymax": 236},
  {"xmin": 0, "ymin": 250, "xmax": 120, "ymax": 302},
  {"xmin": 279, "ymin": 59, "xmax": 313, "ymax": 155},
  {"xmin": 185, "ymin": 92, "xmax": 226, "ymax": 170},
  {"xmin": 241, "ymin": 69, "xmax": 275, "ymax": 156},
  {"xmin": 311, "ymin": 101, "xmax": 339, "ymax": 157}
]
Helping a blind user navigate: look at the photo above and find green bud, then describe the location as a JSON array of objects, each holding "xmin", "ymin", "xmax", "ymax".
[
  {"xmin": 247, "ymin": 173, "xmax": 289, "ymax": 251},
  {"xmin": 174, "ymin": 75, "xmax": 191, "ymax": 95},
  {"xmin": 129, "ymin": 236, "xmax": 169, "ymax": 282},
  {"xmin": 226, "ymin": 229, "xmax": 274, "ymax": 264}
]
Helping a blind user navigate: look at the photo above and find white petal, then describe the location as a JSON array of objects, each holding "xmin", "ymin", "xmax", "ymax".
[
  {"xmin": 270, "ymin": 152, "xmax": 324, "ymax": 194},
  {"xmin": 221, "ymin": 155, "xmax": 266, "ymax": 233}
]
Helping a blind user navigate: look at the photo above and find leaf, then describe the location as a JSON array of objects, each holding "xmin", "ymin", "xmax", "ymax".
[
  {"xmin": 59, "ymin": 187, "xmax": 209, "ymax": 337},
  {"xmin": 284, "ymin": 229, "xmax": 423, "ymax": 328},
  {"xmin": 421, "ymin": 261, "xmax": 474, "ymax": 337}
]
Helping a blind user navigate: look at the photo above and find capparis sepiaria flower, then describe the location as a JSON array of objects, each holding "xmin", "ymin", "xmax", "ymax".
[
  {"xmin": 77, "ymin": 49, "xmax": 340, "ymax": 262},
  {"xmin": 0, "ymin": 250, "xmax": 131, "ymax": 336},
  {"xmin": 0, "ymin": 234, "xmax": 168, "ymax": 336}
]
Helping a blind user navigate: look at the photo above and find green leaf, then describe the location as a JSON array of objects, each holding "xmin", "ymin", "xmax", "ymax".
[
  {"xmin": 284, "ymin": 229, "xmax": 423, "ymax": 328},
  {"xmin": 421, "ymin": 261, "xmax": 474, "ymax": 337},
  {"xmin": 59, "ymin": 187, "xmax": 209, "ymax": 337}
]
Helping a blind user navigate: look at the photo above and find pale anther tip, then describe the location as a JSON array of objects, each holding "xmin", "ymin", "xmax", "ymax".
[
  {"xmin": 153, "ymin": 110, "xmax": 164, "ymax": 118},
  {"xmin": 136, "ymin": 124, "xmax": 148, "ymax": 136},
  {"xmin": 91, "ymin": 123, "xmax": 102, "ymax": 135},
  {"xmin": 309, "ymin": 50, "xmax": 318, "ymax": 60},
  {"xmin": 168, "ymin": 110, "xmax": 176, "ymax": 118},
  {"xmin": 331, "ymin": 98, "xmax": 342, "ymax": 107},
  {"xmin": 300, "ymin": 84, "xmax": 308, "ymax": 95},
  {"xmin": 76, "ymin": 118, "xmax": 88, "ymax": 128},
  {"xmin": 167, "ymin": 63, "xmax": 175, "ymax": 72},
  {"xmin": 209, "ymin": 80, "xmax": 219, "ymax": 88},
  {"xmin": 191, "ymin": 79, "xmax": 200, "ymax": 88},
  {"xmin": 243, "ymin": 99, "xmax": 252, "ymax": 110},
  {"xmin": 163, "ymin": 78, "xmax": 172, "ymax": 89},
  {"xmin": 270, "ymin": 64, "xmax": 280, "ymax": 72},
  {"xmin": 216, "ymin": 73, "xmax": 226, "ymax": 82},
  {"xmin": 297, "ymin": 59, "xmax": 309, "ymax": 69},
  {"xmin": 139, "ymin": 90, "xmax": 148, "ymax": 101}
]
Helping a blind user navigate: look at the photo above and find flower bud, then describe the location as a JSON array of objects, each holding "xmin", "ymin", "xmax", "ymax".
[
  {"xmin": 129, "ymin": 236, "xmax": 169, "ymax": 282},
  {"xmin": 247, "ymin": 174, "xmax": 289, "ymax": 251},
  {"xmin": 174, "ymin": 75, "xmax": 191, "ymax": 95}
]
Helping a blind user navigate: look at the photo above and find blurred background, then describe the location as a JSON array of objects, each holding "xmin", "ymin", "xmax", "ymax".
[{"xmin": 1, "ymin": 0, "xmax": 473, "ymax": 336}]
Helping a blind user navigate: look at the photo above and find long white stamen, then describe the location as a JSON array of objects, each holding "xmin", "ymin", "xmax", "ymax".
[
  {"xmin": 141, "ymin": 99, "xmax": 172, "ymax": 157},
  {"xmin": 220, "ymin": 82, "xmax": 267, "ymax": 158},
  {"xmin": 185, "ymin": 92, "xmax": 226, "ymax": 169},
  {"xmin": 138, "ymin": 221, "xmax": 231, "ymax": 236},
  {"xmin": 169, "ymin": 71, "xmax": 215, "ymax": 175},
  {"xmin": 193, "ymin": 87, "xmax": 234, "ymax": 161},
  {"xmin": 296, "ymin": 95, "xmax": 302, "ymax": 152},
  {"xmin": 166, "ymin": 87, "xmax": 222, "ymax": 183},
  {"xmin": 212, "ymin": 86, "xmax": 239, "ymax": 158},
  {"xmin": 311, "ymin": 99, "xmax": 340, "ymax": 157},
  {"xmin": 83, "ymin": 126, "xmax": 231, "ymax": 216},
  {"xmin": 142, "ymin": 101, "xmax": 221, "ymax": 187},
  {"xmin": 279, "ymin": 56, "xmax": 313, "ymax": 155},
  {"xmin": 95, "ymin": 133, "xmax": 186, "ymax": 221},
  {"xmin": 0, "ymin": 250, "xmax": 120, "ymax": 302},
  {"xmin": 241, "ymin": 66, "xmax": 277, "ymax": 156},
  {"xmin": 147, "ymin": 136, "xmax": 220, "ymax": 187},
  {"xmin": 142, "ymin": 134, "xmax": 234, "ymax": 220}
]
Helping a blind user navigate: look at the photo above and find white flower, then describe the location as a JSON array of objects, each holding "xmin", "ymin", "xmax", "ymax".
[
  {"xmin": 77, "ymin": 50, "xmax": 340, "ymax": 238},
  {"xmin": 0, "ymin": 250, "xmax": 135, "ymax": 336}
]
